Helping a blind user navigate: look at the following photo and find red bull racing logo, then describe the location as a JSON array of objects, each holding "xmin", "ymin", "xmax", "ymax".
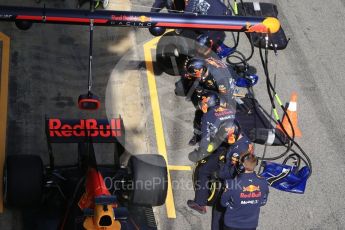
[
  {"xmin": 111, "ymin": 15, "xmax": 151, "ymax": 22},
  {"xmin": 243, "ymin": 185, "xmax": 260, "ymax": 192},
  {"xmin": 139, "ymin": 15, "xmax": 151, "ymax": 23},
  {"xmin": 48, "ymin": 118, "xmax": 122, "ymax": 138},
  {"xmin": 110, "ymin": 15, "xmax": 152, "ymax": 27},
  {"xmin": 240, "ymin": 184, "xmax": 261, "ymax": 198},
  {"xmin": 215, "ymin": 109, "xmax": 234, "ymax": 118}
]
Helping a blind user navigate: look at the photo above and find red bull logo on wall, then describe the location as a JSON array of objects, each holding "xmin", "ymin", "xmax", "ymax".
[{"xmin": 46, "ymin": 118, "xmax": 123, "ymax": 143}]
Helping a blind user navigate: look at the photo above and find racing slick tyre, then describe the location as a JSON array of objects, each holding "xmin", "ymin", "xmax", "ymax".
[
  {"xmin": 129, "ymin": 154, "xmax": 167, "ymax": 206},
  {"xmin": 192, "ymin": 162, "xmax": 222, "ymax": 206},
  {"xmin": 156, "ymin": 31, "xmax": 190, "ymax": 76},
  {"xmin": 4, "ymin": 155, "xmax": 43, "ymax": 208}
]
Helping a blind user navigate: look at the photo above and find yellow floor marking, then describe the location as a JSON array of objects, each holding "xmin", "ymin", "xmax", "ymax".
[
  {"xmin": 168, "ymin": 165, "xmax": 192, "ymax": 171},
  {"xmin": 144, "ymin": 34, "xmax": 192, "ymax": 219},
  {"xmin": 143, "ymin": 37, "xmax": 177, "ymax": 219},
  {"xmin": 0, "ymin": 32, "xmax": 10, "ymax": 213}
]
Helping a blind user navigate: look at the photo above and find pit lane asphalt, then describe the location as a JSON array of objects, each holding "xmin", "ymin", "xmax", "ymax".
[
  {"xmin": 1, "ymin": 0, "xmax": 345, "ymax": 230},
  {"xmin": 133, "ymin": 0, "xmax": 345, "ymax": 229}
]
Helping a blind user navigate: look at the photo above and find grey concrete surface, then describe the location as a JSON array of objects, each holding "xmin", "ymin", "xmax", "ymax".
[
  {"xmin": 133, "ymin": 0, "xmax": 345, "ymax": 229},
  {"xmin": 1, "ymin": 0, "xmax": 345, "ymax": 229}
]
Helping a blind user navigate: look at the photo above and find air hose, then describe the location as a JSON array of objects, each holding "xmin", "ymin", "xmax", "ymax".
[
  {"xmin": 226, "ymin": 35, "xmax": 255, "ymax": 66},
  {"xmin": 257, "ymin": 34, "xmax": 312, "ymax": 177}
]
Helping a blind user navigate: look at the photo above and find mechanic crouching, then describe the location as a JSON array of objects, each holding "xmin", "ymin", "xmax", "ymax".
[
  {"xmin": 211, "ymin": 121, "xmax": 253, "ymax": 230},
  {"xmin": 175, "ymin": 57, "xmax": 237, "ymax": 146},
  {"xmin": 221, "ymin": 151, "xmax": 269, "ymax": 230},
  {"xmin": 187, "ymin": 92, "xmax": 252, "ymax": 215}
]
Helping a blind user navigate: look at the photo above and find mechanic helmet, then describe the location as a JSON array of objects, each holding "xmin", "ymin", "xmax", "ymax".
[
  {"xmin": 198, "ymin": 91, "xmax": 220, "ymax": 113},
  {"xmin": 185, "ymin": 58, "xmax": 208, "ymax": 79},
  {"xmin": 196, "ymin": 34, "xmax": 213, "ymax": 55},
  {"xmin": 221, "ymin": 119, "xmax": 241, "ymax": 144}
]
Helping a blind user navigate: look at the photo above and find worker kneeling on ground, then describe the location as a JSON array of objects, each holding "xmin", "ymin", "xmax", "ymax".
[
  {"xmin": 187, "ymin": 91, "xmax": 252, "ymax": 214},
  {"xmin": 177, "ymin": 58, "xmax": 236, "ymax": 146},
  {"xmin": 221, "ymin": 152, "xmax": 269, "ymax": 230}
]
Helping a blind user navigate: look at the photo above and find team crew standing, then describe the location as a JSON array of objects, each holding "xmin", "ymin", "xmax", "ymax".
[{"xmin": 221, "ymin": 152, "xmax": 269, "ymax": 230}]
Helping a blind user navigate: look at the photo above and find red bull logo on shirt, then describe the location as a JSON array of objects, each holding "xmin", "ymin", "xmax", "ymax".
[
  {"xmin": 240, "ymin": 184, "xmax": 262, "ymax": 198},
  {"xmin": 243, "ymin": 185, "xmax": 260, "ymax": 192}
]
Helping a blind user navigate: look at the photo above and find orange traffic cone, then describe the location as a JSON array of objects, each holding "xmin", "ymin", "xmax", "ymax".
[{"xmin": 276, "ymin": 92, "xmax": 302, "ymax": 138}]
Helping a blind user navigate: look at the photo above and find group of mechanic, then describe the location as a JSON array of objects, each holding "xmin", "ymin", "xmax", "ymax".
[
  {"xmin": 179, "ymin": 56, "xmax": 269, "ymax": 230},
  {"xmin": 150, "ymin": 0, "xmax": 270, "ymax": 229}
]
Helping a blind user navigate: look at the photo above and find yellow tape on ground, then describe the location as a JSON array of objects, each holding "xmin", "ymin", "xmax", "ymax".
[
  {"xmin": 143, "ymin": 37, "xmax": 177, "ymax": 218},
  {"xmin": 0, "ymin": 32, "xmax": 10, "ymax": 213},
  {"xmin": 168, "ymin": 165, "xmax": 192, "ymax": 171}
]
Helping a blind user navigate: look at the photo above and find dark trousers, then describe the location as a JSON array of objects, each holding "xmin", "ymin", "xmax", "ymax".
[
  {"xmin": 211, "ymin": 199, "xmax": 226, "ymax": 230},
  {"xmin": 191, "ymin": 91, "xmax": 203, "ymax": 132},
  {"xmin": 194, "ymin": 152, "xmax": 221, "ymax": 206},
  {"xmin": 193, "ymin": 109, "xmax": 203, "ymax": 131}
]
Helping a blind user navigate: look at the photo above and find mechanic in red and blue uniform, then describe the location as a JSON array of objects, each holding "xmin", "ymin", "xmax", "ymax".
[
  {"xmin": 187, "ymin": 92, "xmax": 252, "ymax": 216},
  {"xmin": 211, "ymin": 123, "xmax": 253, "ymax": 230},
  {"xmin": 185, "ymin": 57, "xmax": 237, "ymax": 106},
  {"xmin": 184, "ymin": 0, "xmax": 234, "ymax": 58},
  {"xmin": 218, "ymin": 135, "xmax": 254, "ymax": 180},
  {"xmin": 176, "ymin": 58, "xmax": 237, "ymax": 146},
  {"xmin": 220, "ymin": 152, "xmax": 269, "ymax": 230}
]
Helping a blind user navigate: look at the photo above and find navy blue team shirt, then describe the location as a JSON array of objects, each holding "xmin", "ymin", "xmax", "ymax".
[
  {"xmin": 218, "ymin": 134, "xmax": 252, "ymax": 179},
  {"xmin": 221, "ymin": 172, "xmax": 269, "ymax": 229},
  {"xmin": 183, "ymin": 56, "xmax": 237, "ymax": 107},
  {"xmin": 198, "ymin": 106, "xmax": 236, "ymax": 152}
]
